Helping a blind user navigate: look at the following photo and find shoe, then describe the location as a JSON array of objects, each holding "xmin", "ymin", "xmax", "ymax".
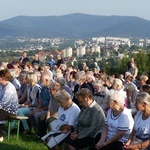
[{"xmin": 22, "ymin": 129, "xmax": 30, "ymax": 134}]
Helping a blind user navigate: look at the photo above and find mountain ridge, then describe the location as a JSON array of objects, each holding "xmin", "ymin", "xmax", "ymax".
[{"xmin": 0, "ymin": 13, "xmax": 150, "ymax": 38}]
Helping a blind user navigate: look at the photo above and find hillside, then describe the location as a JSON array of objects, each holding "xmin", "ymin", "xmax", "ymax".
[{"xmin": 0, "ymin": 13, "xmax": 150, "ymax": 38}]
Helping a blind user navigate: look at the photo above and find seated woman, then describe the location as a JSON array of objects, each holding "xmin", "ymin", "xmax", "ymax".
[
  {"xmin": 18, "ymin": 71, "xmax": 28, "ymax": 104},
  {"xmin": 110, "ymin": 78, "xmax": 127, "ymax": 106},
  {"xmin": 18, "ymin": 72, "xmax": 41, "ymax": 134},
  {"xmin": 41, "ymin": 90, "xmax": 80, "ymax": 150},
  {"xmin": 67, "ymin": 71, "xmax": 78, "ymax": 92},
  {"xmin": 64, "ymin": 88, "xmax": 105, "ymax": 150},
  {"xmin": 0, "ymin": 69, "xmax": 18, "ymax": 140},
  {"xmin": 92, "ymin": 80, "xmax": 109, "ymax": 114},
  {"xmin": 73, "ymin": 71, "xmax": 93, "ymax": 107},
  {"xmin": 124, "ymin": 92, "xmax": 150, "ymax": 150},
  {"xmin": 124, "ymin": 83, "xmax": 139, "ymax": 115},
  {"xmin": 94, "ymin": 91, "xmax": 134, "ymax": 150},
  {"xmin": 9, "ymin": 68, "xmax": 21, "ymax": 95}
]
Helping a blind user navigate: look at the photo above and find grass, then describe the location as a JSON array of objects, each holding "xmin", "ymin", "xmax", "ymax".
[{"xmin": 0, "ymin": 130, "xmax": 48, "ymax": 150}]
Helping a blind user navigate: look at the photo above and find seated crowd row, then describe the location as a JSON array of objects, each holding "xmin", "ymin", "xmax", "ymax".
[{"xmin": 0, "ymin": 60, "xmax": 150, "ymax": 150}]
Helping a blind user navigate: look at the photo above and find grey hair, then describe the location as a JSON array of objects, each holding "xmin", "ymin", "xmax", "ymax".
[
  {"xmin": 109, "ymin": 91, "xmax": 125, "ymax": 106},
  {"xmin": 92, "ymin": 80, "xmax": 103, "ymax": 87},
  {"xmin": 136, "ymin": 92, "xmax": 150, "ymax": 104},
  {"xmin": 53, "ymin": 89, "xmax": 71, "ymax": 101},
  {"xmin": 56, "ymin": 77, "xmax": 66, "ymax": 87},
  {"xmin": 125, "ymin": 83, "xmax": 136, "ymax": 91},
  {"xmin": 76, "ymin": 71, "xmax": 86, "ymax": 82}
]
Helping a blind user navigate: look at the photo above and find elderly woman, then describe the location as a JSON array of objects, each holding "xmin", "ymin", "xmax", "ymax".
[
  {"xmin": 18, "ymin": 71, "xmax": 28, "ymax": 104},
  {"xmin": 92, "ymin": 80, "xmax": 109, "ymax": 113},
  {"xmin": 124, "ymin": 92, "xmax": 150, "ymax": 150},
  {"xmin": 65, "ymin": 88, "xmax": 105, "ymax": 150},
  {"xmin": 0, "ymin": 69, "xmax": 18, "ymax": 140},
  {"xmin": 110, "ymin": 78, "xmax": 127, "ymax": 106},
  {"xmin": 41, "ymin": 90, "xmax": 80, "ymax": 150},
  {"xmin": 56, "ymin": 77, "xmax": 73, "ymax": 98},
  {"xmin": 9, "ymin": 69, "xmax": 21, "ymax": 95},
  {"xmin": 95, "ymin": 91, "xmax": 134, "ymax": 150},
  {"xmin": 18, "ymin": 72, "xmax": 41, "ymax": 134},
  {"xmin": 73, "ymin": 71, "xmax": 93, "ymax": 107},
  {"xmin": 124, "ymin": 83, "xmax": 139, "ymax": 115}
]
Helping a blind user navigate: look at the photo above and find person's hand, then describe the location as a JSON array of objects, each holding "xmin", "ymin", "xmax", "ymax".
[
  {"xmin": 95, "ymin": 141, "xmax": 105, "ymax": 149},
  {"xmin": 70, "ymin": 131, "xmax": 78, "ymax": 140},
  {"xmin": 124, "ymin": 141, "xmax": 131, "ymax": 147},
  {"xmin": 123, "ymin": 144, "xmax": 139, "ymax": 150},
  {"xmin": 32, "ymin": 108, "xmax": 40, "ymax": 115},
  {"xmin": 61, "ymin": 129, "xmax": 69, "ymax": 134}
]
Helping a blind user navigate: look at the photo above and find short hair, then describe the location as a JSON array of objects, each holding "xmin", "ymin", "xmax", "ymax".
[
  {"xmin": 107, "ymin": 76, "xmax": 114, "ymax": 84},
  {"xmin": 140, "ymin": 75, "xmax": 149, "ymax": 82},
  {"xmin": 125, "ymin": 75, "xmax": 133, "ymax": 81},
  {"xmin": 136, "ymin": 92, "xmax": 150, "ymax": 104},
  {"xmin": 27, "ymin": 72, "xmax": 37, "ymax": 84},
  {"xmin": 34, "ymin": 71, "xmax": 41, "ymax": 78},
  {"xmin": 56, "ymin": 77, "xmax": 66, "ymax": 87},
  {"xmin": 76, "ymin": 71, "xmax": 86, "ymax": 82},
  {"xmin": 75, "ymin": 88, "xmax": 93, "ymax": 100},
  {"xmin": 55, "ymin": 68, "xmax": 62, "ymax": 73},
  {"xmin": 0, "ymin": 69, "xmax": 11, "ymax": 81},
  {"xmin": 53, "ymin": 89, "xmax": 71, "ymax": 101},
  {"xmin": 92, "ymin": 80, "xmax": 103, "ymax": 87},
  {"xmin": 51, "ymin": 82, "xmax": 61, "ymax": 91},
  {"xmin": 113, "ymin": 78, "xmax": 123, "ymax": 89},
  {"xmin": 109, "ymin": 91, "xmax": 125, "ymax": 106},
  {"xmin": 125, "ymin": 83, "xmax": 136, "ymax": 91}
]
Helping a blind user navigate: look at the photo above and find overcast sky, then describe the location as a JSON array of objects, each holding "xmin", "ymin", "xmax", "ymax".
[{"xmin": 0, "ymin": 0, "xmax": 150, "ymax": 21}]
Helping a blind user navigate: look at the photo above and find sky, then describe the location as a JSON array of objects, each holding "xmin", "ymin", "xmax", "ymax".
[{"xmin": 0, "ymin": 0, "xmax": 150, "ymax": 21}]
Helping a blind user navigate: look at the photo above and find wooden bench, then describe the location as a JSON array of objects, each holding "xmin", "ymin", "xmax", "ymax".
[{"xmin": 7, "ymin": 115, "xmax": 28, "ymax": 140}]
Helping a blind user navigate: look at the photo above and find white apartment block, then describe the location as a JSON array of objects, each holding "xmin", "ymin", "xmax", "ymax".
[
  {"xmin": 92, "ymin": 37, "xmax": 105, "ymax": 43},
  {"xmin": 91, "ymin": 45, "xmax": 101, "ymax": 53},
  {"xmin": 92, "ymin": 36, "xmax": 130, "ymax": 46},
  {"xmin": 63, "ymin": 47, "xmax": 73, "ymax": 57},
  {"xmin": 77, "ymin": 46, "xmax": 85, "ymax": 57}
]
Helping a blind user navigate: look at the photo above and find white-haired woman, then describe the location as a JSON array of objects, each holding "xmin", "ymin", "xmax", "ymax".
[
  {"xmin": 94, "ymin": 91, "xmax": 134, "ymax": 150},
  {"xmin": 41, "ymin": 90, "xmax": 80, "ymax": 150},
  {"xmin": 124, "ymin": 92, "xmax": 150, "ymax": 150},
  {"xmin": 111, "ymin": 78, "xmax": 127, "ymax": 106},
  {"xmin": 125, "ymin": 83, "xmax": 139, "ymax": 115}
]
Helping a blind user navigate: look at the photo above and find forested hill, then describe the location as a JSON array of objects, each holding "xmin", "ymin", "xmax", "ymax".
[{"xmin": 0, "ymin": 13, "xmax": 150, "ymax": 38}]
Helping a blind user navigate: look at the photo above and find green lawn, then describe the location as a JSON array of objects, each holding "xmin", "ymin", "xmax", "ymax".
[{"xmin": 0, "ymin": 132, "xmax": 48, "ymax": 150}]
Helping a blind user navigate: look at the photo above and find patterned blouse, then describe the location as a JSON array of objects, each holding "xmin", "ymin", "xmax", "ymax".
[{"xmin": 0, "ymin": 82, "xmax": 18, "ymax": 114}]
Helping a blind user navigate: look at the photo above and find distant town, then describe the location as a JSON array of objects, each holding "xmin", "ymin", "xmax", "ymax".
[
  {"xmin": 0, "ymin": 36, "xmax": 149, "ymax": 75},
  {"xmin": 0, "ymin": 36, "xmax": 150, "ymax": 57}
]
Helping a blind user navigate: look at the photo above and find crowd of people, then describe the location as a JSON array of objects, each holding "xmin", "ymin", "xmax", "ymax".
[{"xmin": 0, "ymin": 51, "xmax": 150, "ymax": 150}]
